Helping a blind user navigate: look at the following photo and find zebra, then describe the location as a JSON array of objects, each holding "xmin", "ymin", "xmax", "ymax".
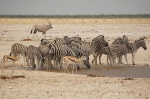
[
  {"xmin": 101, "ymin": 47, "xmax": 113, "ymax": 65},
  {"xmin": 99, "ymin": 37, "xmax": 124, "ymax": 65},
  {"xmin": 109, "ymin": 35, "xmax": 130, "ymax": 65},
  {"xmin": 91, "ymin": 35, "xmax": 109, "ymax": 65},
  {"xmin": 10, "ymin": 43, "xmax": 28, "ymax": 67},
  {"xmin": 127, "ymin": 37, "xmax": 147, "ymax": 65},
  {"xmin": 46, "ymin": 42, "xmax": 91, "ymax": 69},
  {"xmin": 79, "ymin": 41, "xmax": 92, "ymax": 57},
  {"xmin": 30, "ymin": 19, "xmax": 52, "ymax": 39},
  {"xmin": 26, "ymin": 45, "xmax": 44, "ymax": 70},
  {"xmin": 45, "ymin": 42, "xmax": 76, "ymax": 69},
  {"xmin": 69, "ymin": 44, "xmax": 85, "ymax": 58},
  {"xmin": 39, "ymin": 38, "xmax": 58, "ymax": 69}
]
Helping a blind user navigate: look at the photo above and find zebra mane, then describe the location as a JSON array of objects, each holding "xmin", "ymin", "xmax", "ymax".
[{"xmin": 135, "ymin": 38, "xmax": 144, "ymax": 43}]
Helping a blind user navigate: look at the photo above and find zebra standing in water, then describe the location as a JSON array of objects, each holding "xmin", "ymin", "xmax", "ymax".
[
  {"xmin": 26, "ymin": 45, "xmax": 44, "ymax": 70},
  {"xmin": 10, "ymin": 43, "xmax": 28, "ymax": 67},
  {"xmin": 127, "ymin": 37, "xmax": 147, "ymax": 65},
  {"xmin": 30, "ymin": 19, "xmax": 52, "ymax": 39},
  {"xmin": 91, "ymin": 35, "xmax": 109, "ymax": 65},
  {"xmin": 109, "ymin": 35, "xmax": 130, "ymax": 65}
]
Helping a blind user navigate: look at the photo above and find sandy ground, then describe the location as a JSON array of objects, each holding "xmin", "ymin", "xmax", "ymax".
[{"xmin": 0, "ymin": 20, "xmax": 150, "ymax": 98}]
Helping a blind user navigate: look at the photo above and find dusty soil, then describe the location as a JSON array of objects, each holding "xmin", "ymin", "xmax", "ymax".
[{"xmin": 0, "ymin": 19, "xmax": 150, "ymax": 99}]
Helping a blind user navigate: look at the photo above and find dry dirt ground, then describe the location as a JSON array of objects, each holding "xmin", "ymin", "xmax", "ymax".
[{"xmin": 0, "ymin": 19, "xmax": 150, "ymax": 99}]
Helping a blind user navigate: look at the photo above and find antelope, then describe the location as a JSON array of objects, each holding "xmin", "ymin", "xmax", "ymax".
[
  {"xmin": 1, "ymin": 55, "xmax": 20, "ymax": 73},
  {"xmin": 62, "ymin": 56, "xmax": 91, "ymax": 74},
  {"xmin": 30, "ymin": 19, "xmax": 52, "ymax": 39}
]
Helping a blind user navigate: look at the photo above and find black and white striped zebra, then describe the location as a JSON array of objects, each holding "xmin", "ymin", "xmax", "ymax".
[
  {"xmin": 91, "ymin": 35, "xmax": 109, "ymax": 65},
  {"xmin": 10, "ymin": 43, "xmax": 28, "ymax": 66},
  {"xmin": 27, "ymin": 45, "xmax": 44, "ymax": 70},
  {"xmin": 79, "ymin": 41, "xmax": 92, "ymax": 57},
  {"xmin": 99, "ymin": 37, "xmax": 124, "ymax": 65},
  {"xmin": 46, "ymin": 42, "xmax": 77, "ymax": 69},
  {"xmin": 109, "ymin": 35, "xmax": 129, "ymax": 65},
  {"xmin": 127, "ymin": 37, "xmax": 147, "ymax": 65}
]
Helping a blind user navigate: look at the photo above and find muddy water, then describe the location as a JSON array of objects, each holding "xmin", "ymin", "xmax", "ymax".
[
  {"xmin": 77, "ymin": 66, "xmax": 150, "ymax": 78},
  {"xmin": 8, "ymin": 65, "xmax": 150, "ymax": 78}
]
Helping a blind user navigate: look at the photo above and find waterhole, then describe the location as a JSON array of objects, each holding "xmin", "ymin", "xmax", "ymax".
[{"xmin": 7, "ymin": 65, "xmax": 150, "ymax": 78}]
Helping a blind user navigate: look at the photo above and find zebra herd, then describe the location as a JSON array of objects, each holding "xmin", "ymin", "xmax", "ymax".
[{"xmin": 9, "ymin": 35, "xmax": 147, "ymax": 72}]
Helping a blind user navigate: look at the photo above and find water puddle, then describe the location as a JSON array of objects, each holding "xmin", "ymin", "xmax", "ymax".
[
  {"xmin": 6, "ymin": 65, "xmax": 150, "ymax": 78},
  {"xmin": 78, "ymin": 66, "xmax": 150, "ymax": 78}
]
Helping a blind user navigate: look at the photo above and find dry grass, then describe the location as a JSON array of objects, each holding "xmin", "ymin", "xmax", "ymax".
[{"xmin": 0, "ymin": 18, "xmax": 150, "ymax": 24}]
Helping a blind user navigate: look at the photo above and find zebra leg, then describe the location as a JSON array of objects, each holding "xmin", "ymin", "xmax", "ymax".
[
  {"xmin": 23, "ymin": 55, "xmax": 26, "ymax": 67},
  {"xmin": 26, "ymin": 57, "xmax": 30, "ymax": 70},
  {"xmin": 107, "ymin": 55, "xmax": 112, "ymax": 65},
  {"xmin": 132, "ymin": 52, "xmax": 136, "ymax": 65},
  {"xmin": 92, "ymin": 52, "xmax": 98, "ymax": 65},
  {"xmin": 98, "ymin": 53, "xmax": 102, "ymax": 65},
  {"xmin": 112, "ymin": 53, "xmax": 117, "ymax": 66},
  {"xmin": 124, "ymin": 54, "xmax": 129, "ymax": 66},
  {"xmin": 118, "ymin": 56, "xmax": 125, "ymax": 65},
  {"xmin": 48, "ymin": 56, "xmax": 53, "ymax": 69},
  {"xmin": 31, "ymin": 58, "xmax": 36, "ymax": 70},
  {"xmin": 59, "ymin": 57, "xmax": 63, "ymax": 69}
]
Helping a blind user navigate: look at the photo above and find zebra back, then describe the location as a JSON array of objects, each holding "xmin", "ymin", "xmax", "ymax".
[
  {"xmin": 91, "ymin": 35, "xmax": 108, "ymax": 53},
  {"xmin": 10, "ymin": 43, "xmax": 28, "ymax": 57}
]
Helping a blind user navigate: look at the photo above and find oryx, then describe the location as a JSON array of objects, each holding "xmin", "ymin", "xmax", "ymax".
[{"xmin": 30, "ymin": 19, "xmax": 52, "ymax": 39}]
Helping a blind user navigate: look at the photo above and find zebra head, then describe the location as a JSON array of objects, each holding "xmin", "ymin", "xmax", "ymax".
[
  {"xmin": 82, "ymin": 56, "xmax": 91, "ymax": 69},
  {"xmin": 41, "ymin": 38, "xmax": 50, "ymax": 45},
  {"xmin": 136, "ymin": 37, "xmax": 147, "ymax": 50}
]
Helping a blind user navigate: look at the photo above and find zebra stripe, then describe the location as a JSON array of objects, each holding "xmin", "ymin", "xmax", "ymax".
[
  {"xmin": 109, "ymin": 35, "xmax": 129, "ymax": 65},
  {"xmin": 91, "ymin": 35, "xmax": 108, "ymax": 65},
  {"xmin": 127, "ymin": 38, "xmax": 147, "ymax": 65},
  {"xmin": 46, "ymin": 42, "xmax": 76, "ymax": 68},
  {"xmin": 10, "ymin": 43, "xmax": 28, "ymax": 66},
  {"xmin": 27, "ymin": 45, "xmax": 44, "ymax": 70}
]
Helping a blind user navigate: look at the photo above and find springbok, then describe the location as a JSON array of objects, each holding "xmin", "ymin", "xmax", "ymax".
[
  {"xmin": 30, "ymin": 19, "xmax": 52, "ymax": 39},
  {"xmin": 1, "ymin": 55, "xmax": 20, "ymax": 73},
  {"xmin": 62, "ymin": 56, "xmax": 91, "ymax": 74}
]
